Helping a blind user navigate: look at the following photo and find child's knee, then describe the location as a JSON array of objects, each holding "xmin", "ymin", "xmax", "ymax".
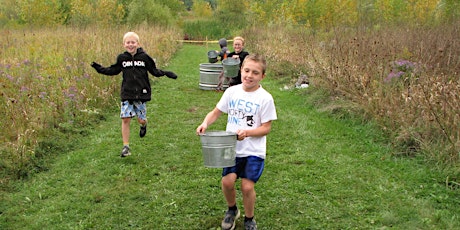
[
  {"xmin": 241, "ymin": 179, "xmax": 255, "ymax": 193},
  {"xmin": 138, "ymin": 118, "xmax": 147, "ymax": 125},
  {"xmin": 221, "ymin": 175, "xmax": 236, "ymax": 188}
]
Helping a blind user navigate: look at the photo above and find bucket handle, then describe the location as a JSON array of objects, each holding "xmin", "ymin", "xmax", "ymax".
[{"xmin": 199, "ymin": 133, "xmax": 238, "ymax": 140}]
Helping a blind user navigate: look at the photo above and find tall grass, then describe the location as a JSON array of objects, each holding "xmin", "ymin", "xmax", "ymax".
[
  {"xmin": 182, "ymin": 19, "xmax": 231, "ymax": 40},
  {"xmin": 0, "ymin": 26, "xmax": 182, "ymax": 181},
  {"xmin": 244, "ymin": 22, "xmax": 460, "ymax": 169},
  {"xmin": 1, "ymin": 44, "xmax": 458, "ymax": 229}
]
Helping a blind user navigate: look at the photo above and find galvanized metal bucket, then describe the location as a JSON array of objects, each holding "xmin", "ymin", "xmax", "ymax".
[
  {"xmin": 199, "ymin": 131, "xmax": 237, "ymax": 168},
  {"xmin": 222, "ymin": 58, "xmax": 240, "ymax": 78},
  {"xmin": 199, "ymin": 63, "xmax": 228, "ymax": 90},
  {"xmin": 207, "ymin": 50, "xmax": 218, "ymax": 63}
]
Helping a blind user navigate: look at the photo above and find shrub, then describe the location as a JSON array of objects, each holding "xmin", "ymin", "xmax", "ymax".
[
  {"xmin": 127, "ymin": 0, "xmax": 175, "ymax": 27},
  {"xmin": 182, "ymin": 19, "xmax": 230, "ymax": 40}
]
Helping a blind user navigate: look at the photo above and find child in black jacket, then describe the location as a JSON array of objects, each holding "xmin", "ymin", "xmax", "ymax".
[
  {"xmin": 216, "ymin": 36, "xmax": 249, "ymax": 90},
  {"xmin": 91, "ymin": 32, "xmax": 177, "ymax": 157}
]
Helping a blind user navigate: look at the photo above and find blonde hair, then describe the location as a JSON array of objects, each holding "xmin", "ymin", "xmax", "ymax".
[
  {"xmin": 233, "ymin": 36, "xmax": 245, "ymax": 45},
  {"xmin": 123, "ymin": 32, "xmax": 140, "ymax": 43},
  {"xmin": 242, "ymin": 54, "xmax": 267, "ymax": 74}
]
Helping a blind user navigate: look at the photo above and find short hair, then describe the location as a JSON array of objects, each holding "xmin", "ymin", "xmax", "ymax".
[
  {"xmin": 123, "ymin": 32, "xmax": 139, "ymax": 43},
  {"xmin": 242, "ymin": 54, "xmax": 267, "ymax": 74},
  {"xmin": 233, "ymin": 36, "xmax": 245, "ymax": 45}
]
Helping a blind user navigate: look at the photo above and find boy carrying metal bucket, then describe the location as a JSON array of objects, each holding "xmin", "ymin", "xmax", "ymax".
[{"xmin": 197, "ymin": 54, "xmax": 277, "ymax": 230}]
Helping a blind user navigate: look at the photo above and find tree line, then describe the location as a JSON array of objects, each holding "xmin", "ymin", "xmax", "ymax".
[{"xmin": 1, "ymin": 0, "xmax": 458, "ymax": 28}]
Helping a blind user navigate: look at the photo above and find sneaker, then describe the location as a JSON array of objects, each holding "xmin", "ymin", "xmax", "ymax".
[
  {"xmin": 120, "ymin": 146, "xmax": 131, "ymax": 157},
  {"xmin": 140, "ymin": 125, "xmax": 147, "ymax": 138},
  {"xmin": 221, "ymin": 209, "xmax": 240, "ymax": 230},
  {"xmin": 244, "ymin": 219, "xmax": 257, "ymax": 230}
]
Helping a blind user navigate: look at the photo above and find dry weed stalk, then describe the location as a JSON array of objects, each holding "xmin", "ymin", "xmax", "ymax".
[{"xmin": 245, "ymin": 23, "xmax": 460, "ymax": 163}]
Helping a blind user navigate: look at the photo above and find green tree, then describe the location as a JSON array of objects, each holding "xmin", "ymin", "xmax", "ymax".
[
  {"xmin": 192, "ymin": 0, "xmax": 213, "ymax": 18},
  {"xmin": 215, "ymin": 0, "xmax": 249, "ymax": 30},
  {"xmin": 441, "ymin": 0, "xmax": 460, "ymax": 23},
  {"xmin": 16, "ymin": 0, "xmax": 65, "ymax": 26},
  {"xmin": 68, "ymin": 0, "xmax": 124, "ymax": 26},
  {"xmin": 155, "ymin": 0, "xmax": 185, "ymax": 15},
  {"xmin": 183, "ymin": 0, "xmax": 193, "ymax": 10},
  {"xmin": 127, "ymin": 0, "xmax": 175, "ymax": 26},
  {"xmin": 0, "ymin": 0, "xmax": 19, "ymax": 26}
]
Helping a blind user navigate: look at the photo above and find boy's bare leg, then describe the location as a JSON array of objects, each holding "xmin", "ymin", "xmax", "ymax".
[
  {"xmin": 241, "ymin": 178, "xmax": 256, "ymax": 218},
  {"xmin": 122, "ymin": 117, "xmax": 131, "ymax": 144},
  {"xmin": 137, "ymin": 117, "xmax": 147, "ymax": 126},
  {"xmin": 120, "ymin": 117, "xmax": 132, "ymax": 156},
  {"xmin": 222, "ymin": 173, "xmax": 238, "ymax": 206}
]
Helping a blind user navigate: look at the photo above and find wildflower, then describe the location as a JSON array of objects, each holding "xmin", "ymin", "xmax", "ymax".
[
  {"xmin": 6, "ymin": 74, "xmax": 14, "ymax": 81},
  {"xmin": 39, "ymin": 92, "xmax": 47, "ymax": 99},
  {"xmin": 385, "ymin": 59, "xmax": 420, "ymax": 83},
  {"xmin": 394, "ymin": 60, "xmax": 416, "ymax": 73},
  {"xmin": 64, "ymin": 86, "xmax": 78, "ymax": 101}
]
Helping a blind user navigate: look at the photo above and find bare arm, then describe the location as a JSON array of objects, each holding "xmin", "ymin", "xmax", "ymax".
[
  {"xmin": 196, "ymin": 108, "xmax": 223, "ymax": 135},
  {"xmin": 236, "ymin": 121, "xmax": 272, "ymax": 141}
]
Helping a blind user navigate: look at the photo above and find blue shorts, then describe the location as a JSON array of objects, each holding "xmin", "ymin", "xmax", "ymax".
[
  {"xmin": 120, "ymin": 100, "xmax": 147, "ymax": 120},
  {"xmin": 222, "ymin": 156, "xmax": 265, "ymax": 183}
]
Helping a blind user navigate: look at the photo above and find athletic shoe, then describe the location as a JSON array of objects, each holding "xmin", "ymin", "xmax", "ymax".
[
  {"xmin": 221, "ymin": 209, "xmax": 240, "ymax": 230},
  {"xmin": 140, "ymin": 125, "xmax": 147, "ymax": 138},
  {"xmin": 244, "ymin": 219, "xmax": 257, "ymax": 230},
  {"xmin": 120, "ymin": 146, "xmax": 131, "ymax": 157}
]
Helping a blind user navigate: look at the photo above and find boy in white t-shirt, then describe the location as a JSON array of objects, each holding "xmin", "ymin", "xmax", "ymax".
[{"xmin": 196, "ymin": 54, "xmax": 277, "ymax": 230}]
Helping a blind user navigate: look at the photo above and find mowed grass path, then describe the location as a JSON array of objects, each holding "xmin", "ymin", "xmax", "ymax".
[{"xmin": 1, "ymin": 44, "xmax": 459, "ymax": 229}]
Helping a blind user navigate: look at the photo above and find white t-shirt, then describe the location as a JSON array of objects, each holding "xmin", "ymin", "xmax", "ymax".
[{"xmin": 216, "ymin": 84, "xmax": 277, "ymax": 159}]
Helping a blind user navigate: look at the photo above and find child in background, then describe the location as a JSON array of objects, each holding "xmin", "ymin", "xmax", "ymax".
[
  {"xmin": 196, "ymin": 54, "xmax": 277, "ymax": 230},
  {"xmin": 91, "ymin": 32, "xmax": 177, "ymax": 157},
  {"xmin": 215, "ymin": 38, "xmax": 229, "ymax": 91},
  {"xmin": 217, "ymin": 38, "xmax": 230, "ymax": 61},
  {"xmin": 227, "ymin": 36, "xmax": 249, "ymax": 86},
  {"xmin": 216, "ymin": 36, "xmax": 249, "ymax": 90}
]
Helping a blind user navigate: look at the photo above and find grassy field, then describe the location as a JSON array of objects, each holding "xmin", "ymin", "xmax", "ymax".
[{"xmin": 1, "ymin": 44, "xmax": 459, "ymax": 229}]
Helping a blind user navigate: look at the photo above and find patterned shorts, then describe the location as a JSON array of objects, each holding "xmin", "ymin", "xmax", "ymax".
[{"xmin": 120, "ymin": 100, "xmax": 147, "ymax": 120}]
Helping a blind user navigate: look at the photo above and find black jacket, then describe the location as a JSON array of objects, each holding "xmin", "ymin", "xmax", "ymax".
[{"xmin": 92, "ymin": 48, "xmax": 166, "ymax": 102}]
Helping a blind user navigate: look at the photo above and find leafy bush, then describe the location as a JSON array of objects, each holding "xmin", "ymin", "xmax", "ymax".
[
  {"xmin": 191, "ymin": 0, "xmax": 213, "ymax": 18},
  {"xmin": 127, "ymin": 0, "xmax": 175, "ymax": 27},
  {"xmin": 68, "ymin": 0, "xmax": 125, "ymax": 26},
  {"xmin": 16, "ymin": 0, "xmax": 65, "ymax": 26},
  {"xmin": 182, "ymin": 19, "xmax": 230, "ymax": 40}
]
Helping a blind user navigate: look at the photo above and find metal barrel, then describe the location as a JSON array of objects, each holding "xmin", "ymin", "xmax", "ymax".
[{"xmin": 199, "ymin": 63, "xmax": 228, "ymax": 90}]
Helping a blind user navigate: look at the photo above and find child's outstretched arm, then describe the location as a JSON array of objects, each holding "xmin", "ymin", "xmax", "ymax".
[
  {"xmin": 163, "ymin": 70, "xmax": 178, "ymax": 79},
  {"xmin": 90, "ymin": 61, "xmax": 122, "ymax": 76},
  {"xmin": 146, "ymin": 56, "xmax": 177, "ymax": 79},
  {"xmin": 196, "ymin": 108, "xmax": 222, "ymax": 135}
]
